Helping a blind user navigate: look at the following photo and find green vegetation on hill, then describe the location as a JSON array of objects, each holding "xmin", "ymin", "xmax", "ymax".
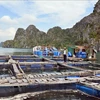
[{"xmin": 2, "ymin": 0, "xmax": 100, "ymax": 51}]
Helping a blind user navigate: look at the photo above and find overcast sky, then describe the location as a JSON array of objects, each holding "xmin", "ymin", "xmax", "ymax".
[{"xmin": 0, "ymin": 0, "xmax": 98, "ymax": 42}]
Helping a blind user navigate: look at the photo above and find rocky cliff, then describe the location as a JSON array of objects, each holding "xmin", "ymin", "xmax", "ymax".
[
  {"xmin": 3, "ymin": 25, "xmax": 47, "ymax": 48},
  {"xmin": 3, "ymin": 0, "xmax": 100, "ymax": 50},
  {"xmin": 68, "ymin": 0, "xmax": 100, "ymax": 50}
]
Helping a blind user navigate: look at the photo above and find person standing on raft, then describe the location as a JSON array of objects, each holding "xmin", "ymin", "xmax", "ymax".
[{"xmin": 63, "ymin": 47, "xmax": 67, "ymax": 62}]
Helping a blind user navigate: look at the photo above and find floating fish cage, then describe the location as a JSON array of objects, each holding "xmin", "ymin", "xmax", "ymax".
[
  {"xmin": 0, "ymin": 55, "xmax": 9, "ymax": 62},
  {"xmin": 50, "ymin": 57, "xmax": 64, "ymax": 62},
  {"xmin": 20, "ymin": 64, "xmax": 58, "ymax": 73},
  {"xmin": 41, "ymin": 56, "xmax": 64, "ymax": 62},
  {"xmin": 14, "ymin": 58, "xmax": 42, "ymax": 62},
  {"xmin": 11, "ymin": 55, "xmax": 42, "ymax": 62},
  {"xmin": 11, "ymin": 55, "xmax": 35, "ymax": 59},
  {"xmin": 68, "ymin": 62, "xmax": 89, "ymax": 67},
  {"xmin": 90, "ymin": 62, "xmax": 100, "ymax": 68},
  {"xmin": 67, "ymin": 62, "xmax": 100, "ymax": 71},
  {"xmin": 0, "ymin": 81, "xmax": 100, "ymax": 98},
  {"xmin": 20, "ymin": 64, "xmax": 81, "ymax": 74},
  {"xmin": 0, "ymin": 64, "xmax": 13, "ymax": 75},
  {"xmin": 0, "ymin": 82, "xmax": 76, "ymax": 97},
  {"xmin": 0, "ymin": 54, "xmax": 100, "ymax": 99}
]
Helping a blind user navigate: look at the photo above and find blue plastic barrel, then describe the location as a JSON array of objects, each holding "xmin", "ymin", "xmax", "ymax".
[
  {"xmin": 76, "ymin": 84, "xmax": 99, "ymax": 97},
  {"xmin": 81, "ymin": 52, "xmax": 87, "ymax": 58},
  {"xmin": 34, "ymin": 51, "xmax": 38, "ymax": 55},
  {"xmin": 36, "ymin": 50, "xmax": 39, "ymax": 56},
  {"xmin": 38, "ymin": 51, "xmax": 43, "ymax": 57},
  {"xmin": 68, "ymin": 52, "xmax": 72, "ymax": 57},
  {"xmin": 53, "ymin": 51, "xmax": 58, "ymax": 56},
  {"xmin": 57, "ymin": 51, "xmax": 60, "ymax": 56},
  {"xmin": 36, "ymin": 50, "xmax": 42, "ymax": 57}
]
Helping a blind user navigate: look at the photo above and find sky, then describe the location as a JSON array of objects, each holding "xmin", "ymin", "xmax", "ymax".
[{"xmin": 0, "ymin": 0, "xmax": 98, "ymax": 42}]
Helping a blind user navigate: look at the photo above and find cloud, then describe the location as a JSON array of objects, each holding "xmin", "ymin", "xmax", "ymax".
[
  {"xmin": 0, "ymin": 0, "xmax": 98, "ymax": 28},
  {"xmin": 17, "ymin": 14, "xmax": 37, "ymax": 27},
  {"xmin": 0, "ymin": 27, "xmax": 16, "ymax": 42},
  {"xmin": 32, "ymin": 0, "xmax": 95, "ymax": 27},
  {"xmin": 0, "ymin": 16, "xmax": 18, "ymax": 24}
]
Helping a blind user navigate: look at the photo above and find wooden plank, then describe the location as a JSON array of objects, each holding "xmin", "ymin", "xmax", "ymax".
[
  {"xmin": 12, "ymin": 64, "xmax": 20, "ymax": 74},
  {"xmin": 11, "ymin": 55, "xmax": 36, "ymax": 57},
  {"xmin": 90, "ymin": 62, "xmax": 100, "ymax": 67},
  {"xmin": 9, "ymin": 79, "xmax": 17, "ymax": 84},
  {"xmin": 43, "ymin": 57, "xmax": 57, "ymax": 62},
  {"xmin": 13, "ymin": 58, "xmax": 42, "ymax": 60},
  {"xmin": 19, "ymin": 61, "xmax": 56, "ymax": 65},
  {"xmin": 58, "ymin": 62, "xmax": 86, "ymax": 71},
  {"xmin": 67, "ymin": 57, "xmax": 83, "ymax": 61},
  {"xmin": 12, "ymin": 63, "xmax": 24, "ymax": 79},
  {"xmin": 0, "ymin": 62, "xmax": 10, "ymax": 65}
]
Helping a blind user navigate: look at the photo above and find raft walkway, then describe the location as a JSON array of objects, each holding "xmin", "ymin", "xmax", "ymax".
[{"xmin": 43, "ymin": 57, "xmax": 89, "ymax": 71}]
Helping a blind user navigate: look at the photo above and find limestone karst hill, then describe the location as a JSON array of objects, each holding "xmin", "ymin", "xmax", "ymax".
[{"xmin": 3, "ymin": 0, "xmax": 100, "ymax": 50}]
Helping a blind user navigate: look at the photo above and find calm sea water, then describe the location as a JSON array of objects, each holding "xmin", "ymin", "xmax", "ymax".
[{"xmin": 0, "ymin": 47, "xmax": 33, "ymax": 55}]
